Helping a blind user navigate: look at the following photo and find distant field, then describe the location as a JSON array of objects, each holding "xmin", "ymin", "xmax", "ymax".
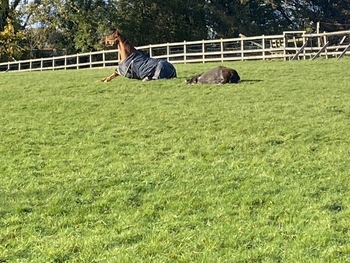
[{"xmin": 1, "ymin": 58, "xmax": 350, "ymax": 262}]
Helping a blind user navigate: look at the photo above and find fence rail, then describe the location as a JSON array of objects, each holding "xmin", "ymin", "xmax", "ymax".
[{"xmin": 1, "ymin": 30, "xmax": 350, "ymax": 72}]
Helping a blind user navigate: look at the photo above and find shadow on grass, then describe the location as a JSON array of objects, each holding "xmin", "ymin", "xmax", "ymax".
[{"xmin": 241, "ymin": 79, "xmax": 263, "ymax": 83}]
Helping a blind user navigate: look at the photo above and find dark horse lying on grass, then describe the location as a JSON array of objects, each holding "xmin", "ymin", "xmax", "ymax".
[
  {"xmin": 186, "ymin": 66, "xmax": 240, "ymax": 84},
  {"xmin": 100, "ymin": 30, "xmax": 177, "ymax": 82}
]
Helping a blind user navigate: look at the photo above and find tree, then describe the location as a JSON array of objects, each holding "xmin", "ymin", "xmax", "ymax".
[
  {"xmin": 261, "ymin": 0, "xmax": 350, "ymax": 32},
  {"xmin": 206, "ymin": 0, "xmax": 291, "ymax": 38},
  {"xmin": 305, "ymin": 0, "xmax": 350, "ymax": 31},
  {"xmin": 0, "ymin": 18, "xmax": 25, "ymax": 62},
  {"xmin": 2, "ymin": 0, "xmax": 350, "ymax": 62},
  {"xmin": 110, "ymin": 0, "xmax": 208, "ymax": 46},
  {"xmin": 0, "ymin": 0, "xmax": 35, "ymax": 61},
  {"xmin": 22, "ymin": 0, "xmax": 114, "ymax": 53},
  {"xmin": 0, "ymin": 0, "xmax": 9, "ymax": 31},
  {"xmin": 205, "ymin": 0, "xmax": 350, "ymax": 37},
  {"xmin": 58, "ymin": 0, "xmax": 116, "ymax": 52}
]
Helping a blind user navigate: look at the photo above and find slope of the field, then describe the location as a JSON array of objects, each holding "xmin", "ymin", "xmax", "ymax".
[{"xmin": 1, "ymin": 59, "xmax": 350, "ymax": 262}]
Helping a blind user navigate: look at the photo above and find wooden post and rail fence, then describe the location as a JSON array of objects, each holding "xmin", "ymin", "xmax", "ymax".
[{"xmin": 1, "ymin": 30, "xmax": 350, "ymax": 72}]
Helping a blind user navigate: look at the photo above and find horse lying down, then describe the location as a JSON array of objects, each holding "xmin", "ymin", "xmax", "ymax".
[
  {"xmin": 118, "ymin": 51, "xmax": 176, "ymax": 81},
  {"xmin": 186, "ymin": 66, "xmax": 240, "ymax": 84},
  {"xmin": 100, "ymin": 30, "xmax": 176, "ymax": 82}
]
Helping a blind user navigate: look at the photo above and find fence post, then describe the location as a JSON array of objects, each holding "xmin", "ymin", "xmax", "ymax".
[
  {"xmin": 220, "ymin": 38, "xmax": 224, "ymax": 62},
  {"xmin": 241, "ymin": 38, "xmax": 244, "ymax": 61},
  {"xmin": 262, "ymin": 35, "xmax": 265, "ymax": 60},
  {"xmin": 149, "ymin": 44, "xmax": 152, "ymax": 57},
  {"xmin": 323, "ymin": 32, "xmax": 328, "ymax": 59},
  {"xmin": 283, "ymin": 32, "xmax": 287, "ymax": 60},
  {"xmin": 202, "ymin": 40, "xmax": 205, "ymax": 63},
  {"xmin": 167, "ymin": 43, "xmax": 170, "ymax": 61},
  {"xmin": 303, "ymin": 34, "xmax": 306, "ymax": 60},
  {"xmin": 184, "ymin": 41, "xmax": 187, "ymax": 64},
  {"xmin": 103, "ymin": 52, "xmax": 105, "ymax": 68},
  {"xmin": 89, "ymin": 52, "xmax": 92, "ymax": 68},
  {"xmin": 317, "ymin": 21, "xmax": 320, "ymax": 47}
]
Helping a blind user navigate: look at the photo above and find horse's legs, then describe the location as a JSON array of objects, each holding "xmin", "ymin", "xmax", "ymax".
[{"xmin": 101, "ymin": 71, "xmax": 119, "ymax": 82}]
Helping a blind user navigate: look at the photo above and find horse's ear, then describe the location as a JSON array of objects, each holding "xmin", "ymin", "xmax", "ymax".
[{"xmin": 114, "ymin": 29, "xmax": 122, "ymax": 36}]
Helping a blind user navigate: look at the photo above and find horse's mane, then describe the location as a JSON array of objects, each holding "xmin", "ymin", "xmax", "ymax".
[{"xmin": 113, "ymin": 29, "xmax": 137, "ymax": 56}]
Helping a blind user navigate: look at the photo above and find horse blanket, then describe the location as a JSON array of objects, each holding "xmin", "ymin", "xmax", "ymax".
[
  {"xmin": 117, "ymin": 51, "xmax": 177, "ymax": 80},
  {"xmin": 186, "ymin": 66, "xmax": 240, "ymax": 84}
]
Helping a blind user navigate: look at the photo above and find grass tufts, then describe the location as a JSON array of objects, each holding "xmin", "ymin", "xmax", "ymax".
[{"xmin": 1, "ymin": 58, "xmax": 350, "ymax": 262}]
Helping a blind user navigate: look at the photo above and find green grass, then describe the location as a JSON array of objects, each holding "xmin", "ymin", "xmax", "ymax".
[{"xmin": 1, "ymin": 58, "xmax": 350, "ymax": 262}]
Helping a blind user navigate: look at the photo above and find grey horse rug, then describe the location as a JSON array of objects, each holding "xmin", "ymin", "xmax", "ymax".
[
  {"xmin": 186, "ymin": 66, "xmax": 240, "ymax": 84},
  {"xmin": 117, "ymin": 51, "xmax": 177, "ymax": 80}
]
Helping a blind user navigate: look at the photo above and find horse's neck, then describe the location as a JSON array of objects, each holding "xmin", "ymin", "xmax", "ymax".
[{"xmin": 118, "ymin": 41, "xmax": 137, "ymax": 61}]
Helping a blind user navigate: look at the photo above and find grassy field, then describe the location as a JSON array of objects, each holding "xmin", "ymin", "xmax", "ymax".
[{"xmin": 1, "ymin": 58, "xmax": 350, "ymax": 262}]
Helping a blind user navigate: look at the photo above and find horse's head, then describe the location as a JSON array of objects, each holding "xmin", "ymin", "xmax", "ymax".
[
  {"xmin": 100, "ymin": 29, "xmax": 137, "ymax": 61},
  {"xmin": 186, "ymin": 74, "xmax": 201, "ymax": 84},
  {"xmin": 100, "ymin": 30, "xmax": 123, "ymax": 47}
]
